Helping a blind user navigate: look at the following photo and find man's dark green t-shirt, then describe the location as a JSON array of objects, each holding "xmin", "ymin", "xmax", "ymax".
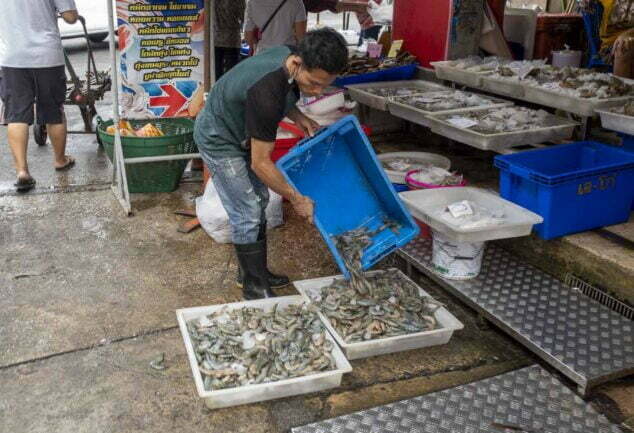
[{"xmin": 194, "ymin": 45, "xmax": 299, "ymax": 158}]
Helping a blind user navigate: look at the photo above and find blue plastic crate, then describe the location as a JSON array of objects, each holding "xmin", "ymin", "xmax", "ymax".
[
  {"xmin": 277, "ymin": 115, "xmax": 419, "ymax": 278},
  {"xmin": 494, "ymin": 141, "xmax": 634, "ymax": 240},
  {"xmin": 334, "ymin": 63, "xmax": 417, "ymax": 88},
  {"xmin": 392, "ymin": 183, "xmax": 410, "ymax": 193}
]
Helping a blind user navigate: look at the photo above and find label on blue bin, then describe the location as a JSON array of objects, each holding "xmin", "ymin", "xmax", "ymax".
[{"xmin": 576, "ymin": 175, "xmax": 617, "ymax": 196}]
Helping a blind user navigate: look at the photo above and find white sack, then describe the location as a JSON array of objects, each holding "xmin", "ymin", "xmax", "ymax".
[{"xmin": 196, "ymin": 181, "xmax": 283, "ymax": 244}]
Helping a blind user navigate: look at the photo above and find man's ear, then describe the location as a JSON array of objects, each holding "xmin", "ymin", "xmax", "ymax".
[{"xmin": 291, "ymin": 55, "xmax": 303, "ymax": 70}]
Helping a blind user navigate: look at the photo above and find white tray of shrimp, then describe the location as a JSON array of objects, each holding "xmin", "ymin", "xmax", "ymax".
[
  {"xmin": 294, "ymin": 269, "xmax": 464, "ymax": 360},
  {"xmin": 176, "ymin": 295, "xmax": 352, "ymax": 409}
]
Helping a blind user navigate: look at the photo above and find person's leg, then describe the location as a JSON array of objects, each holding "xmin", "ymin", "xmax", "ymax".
[
  {"xmin": 47, "ymin": 118, "xmax": 72, "ymax": 168},
  {"xmin": 7, "ymin": 123, "xmax": 30, "ymax": 178},
  {"xmin": 34, "ymin": 65, "xmax": 74, "ymax": 169},
  {"xmin": 206, "ymin": 156, "xmax": 264, "ymax": 245},
  {"xmin": 1, "ymin": 67, "xmax": 36, "ymax": 187},
  {"xmin": 214, "ymin": 46, "xmax": 224, "ymax": 81},
  {"xmin": 224, "ymin": 48, "xmax": 240, "ymax": 73},
  {"xmin": 203, "ymin": 154, "xmax": 275, "ymax": 299},
  {"xmin": 246, "ymin": 167, "xmax": 290, "ymax": 288}
]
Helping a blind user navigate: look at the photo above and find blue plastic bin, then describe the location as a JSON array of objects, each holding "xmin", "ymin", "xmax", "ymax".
[
  {"xmin": 334, "ymin": 64, "xmax": 418, "ymax": 88},
  {"xmin": 620, "ymin": 133, "xmax": 634, "ymax": 152},
  {"xmin": 494, "ymin": 141, "xmax": 634, "ymax": 240},
  {"xmin": 277, "ymin": 115, "xmax": 419, "ymax": 278},
  {"xmin": 392, "ymin": 183, "xmax": 409, "ymax": 193}
]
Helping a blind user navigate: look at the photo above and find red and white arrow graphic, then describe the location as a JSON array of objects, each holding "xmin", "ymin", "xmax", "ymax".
[{"xmin": 149, "ymin": 84, "xmax": 187, "ymax": 117}]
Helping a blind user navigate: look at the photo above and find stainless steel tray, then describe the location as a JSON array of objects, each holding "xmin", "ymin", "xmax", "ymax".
[
  {"xmin": 524, "ymin": 85, "xmax": 631, "ymax": 117},
  {"xmin": 596, "ymin": 105, "xmax": 634, "ymax": 136},
  {"xmin": 480, "ymin": 75, "xmax": 526, "ymax": 98},
  {"xmin": 345, "ymin": 80, "xmax": 448, "ymax": 111},
  {"xmin": 387, "ymin": 92, "xmax": 512, "ymax": 128},
  {"xmin": 431, "ymin": 60, "xmax": 493, "ymax": 88},
  {"xmin": 427, "ymin": 109, "xmax": 577, "ymax": 151}
]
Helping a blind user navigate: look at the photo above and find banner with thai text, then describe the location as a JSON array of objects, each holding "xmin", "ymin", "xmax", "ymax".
[{"xmin": 116, "ymin": 0, "xmax": 205, "ymax": 118}]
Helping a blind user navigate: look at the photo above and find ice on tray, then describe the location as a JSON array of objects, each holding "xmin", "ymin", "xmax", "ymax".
[
  {"xmin": 448, "ymin": 56, "xmax": 506, "ymax": 72},
  {"xmin": 393, "ymin": 90, "xmax": 502, "ymax": 112},
  {"xmin": 439, "ymin": 106, "xmax": 552, "ymax": 134},
  {"xmin": 410, "ymin": 167, "xmax": 463, "ymax": 186},
  {"xmin": 491, "ymin": 64, "xmax": 634, "ymax": 100},
  {"xmin": 438, "ymin": 200, "xmax": 506, "ymax": 230},
  {"xmin": 381, "ymin": 157, "xmax": 433, "ymax": 173},
  {"xmin": 364, "ymin": 86, "xmax": 431, "ymax": 98}
]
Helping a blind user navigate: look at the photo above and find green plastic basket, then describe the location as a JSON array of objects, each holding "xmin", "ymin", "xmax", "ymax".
[{"xmin": 97, "ymin": 117, "xmax": 197, "ymax": 193}]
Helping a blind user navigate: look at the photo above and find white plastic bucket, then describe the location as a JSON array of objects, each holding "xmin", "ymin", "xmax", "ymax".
[
  {"xmin": 552, "ymin": 50, "xmax": 582, "ymax": 68},
  {"xmin": 431, "ymin": 230, "xmax": 485, "ymax": 280}
]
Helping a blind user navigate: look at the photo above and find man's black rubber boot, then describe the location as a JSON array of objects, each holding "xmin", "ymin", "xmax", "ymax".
[
  {"xmin": 236, "ymin": 226, "xmax": 290, "ymax": 290},
  {"xmin": 234, "ymin": 240, "xmax": 276, "ymax": 300}
]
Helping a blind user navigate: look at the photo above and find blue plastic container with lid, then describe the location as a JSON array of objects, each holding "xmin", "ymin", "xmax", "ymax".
[
  {"xmin": 276, "ymin": 115, "xmax": 419, "ymax": 278},
  {"xmin": 494, "ymin": 141, "xmax": 634, "ymax": 240}
]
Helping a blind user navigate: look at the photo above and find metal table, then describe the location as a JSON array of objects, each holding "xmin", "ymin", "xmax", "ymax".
[
  {"xmin": 398, "ymin": 238, "xmax": 634, "ymax": 396},
  {"xmin": 293, "ymin": 365, "xmax": 623, "ymax": 433}
]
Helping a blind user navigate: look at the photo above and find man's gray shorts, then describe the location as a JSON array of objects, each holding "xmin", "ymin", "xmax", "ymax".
[{"xmin": 0, "ymin": 66, "xmax": 66, "ymax": 125}]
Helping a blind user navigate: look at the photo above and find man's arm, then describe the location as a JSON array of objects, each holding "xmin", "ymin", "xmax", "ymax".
[
  {"xmin": 245, "ymin": 30, "xmax": 258, "ymax": 56},
  {"xmin": 55, "ymin": 0, "xmax": 78, "ymax": 23},
  {"xmin": 60, "ymin": 9, "xmax": 78, "ymax": 24},
  {"xmin": 244, "ymin": 1, "xmax": 258, "ymax": 55},
  {"xmin": 286, "ymin": 107, "xmax": 320, "ymax": 137},
  {"xmin": 250, "ymin": 139, "xmax": 314, "ymax": 223},
  {"xmin": 294, "ymin": 20, "xmax": 307, "ymax": 43}
]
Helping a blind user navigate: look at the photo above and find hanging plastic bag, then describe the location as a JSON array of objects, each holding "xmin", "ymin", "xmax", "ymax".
[
  {"xmin": 196, "ymin": 181, "xmax": 284, "ymax": 244},
  {"xmin": 368, "ymin": 0, "xmax": 393, "ymax": 24}
]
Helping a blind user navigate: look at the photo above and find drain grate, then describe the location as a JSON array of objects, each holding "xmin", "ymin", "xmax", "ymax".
[{"xmin": 565, "ymin": 274, "xmax": 634, "ymax": 321}]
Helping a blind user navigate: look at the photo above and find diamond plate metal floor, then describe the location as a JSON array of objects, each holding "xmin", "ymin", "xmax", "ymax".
[
  {"xmin": 293, "ymin": 366, "xmax": 623, "ymax": 433},
  {"xmin": 398, "ymin": 238, "xmax": 634, "ymax": 396}
]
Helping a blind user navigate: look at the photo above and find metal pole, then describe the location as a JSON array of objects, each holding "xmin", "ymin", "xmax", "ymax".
[
  {"xmin": 107, "ymin": 0, "xmax": 132, "ymax": 215},
  {"xmin": 204, "ymin": 0, "xmax": 212, "ymax": 92},
  {"xmin": 207, "ymin": 0, "xmax": 216, "ymax": 89}
]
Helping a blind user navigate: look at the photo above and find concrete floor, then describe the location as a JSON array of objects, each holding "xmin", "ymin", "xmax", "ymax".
[{"xmin": 1, "ymin": 41, "xmax": 633, "ymax": 433}]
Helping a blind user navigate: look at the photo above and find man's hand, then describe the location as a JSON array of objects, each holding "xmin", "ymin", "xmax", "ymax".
[
  {"xmin": 250, "ymin": 137, "xmax": 314, "ymax": 225},
  {"xmin": 290, "ymin": 192, "xmax": 314, "ymax": 224},
  {"xmin": 288, "ymin": 108, "xmax": 320, "ymax": 137}
]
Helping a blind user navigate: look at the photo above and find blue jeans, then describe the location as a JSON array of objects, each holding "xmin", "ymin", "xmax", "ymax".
[{"xmin": 203, "ymin": 155, "xmax": 269, "ymax": 244}]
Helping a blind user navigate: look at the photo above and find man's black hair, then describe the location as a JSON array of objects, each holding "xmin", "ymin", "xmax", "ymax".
[{"xmin": 298, "ymin": 27, "xmax": 348, "ymax": 74}]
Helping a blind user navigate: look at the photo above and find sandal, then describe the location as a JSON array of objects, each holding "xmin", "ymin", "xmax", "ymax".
[
  {"xmin": 55, "ymin": 156, "xmax": 76, "ymax": 171},
  {"xmin": 15, "ymin": 177, "xmax": 36, "ymax": 193}
]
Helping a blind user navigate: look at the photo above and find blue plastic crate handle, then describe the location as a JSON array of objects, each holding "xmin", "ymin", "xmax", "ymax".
[{"xmin": 295, "ymin": 126, "xmax": 330, "ymax": 147}]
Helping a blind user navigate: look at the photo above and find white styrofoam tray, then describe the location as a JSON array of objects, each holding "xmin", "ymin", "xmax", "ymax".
[
  {"xmin": 399, "ymin": 187, "xmax": 543, "ymax": 243},
  {"xmin": 596, "ymin": 105, "xmax": 634, "ymax": 136},
  {"xmin": 176, "ymin": 296, "xmax": 352, "ymax": 409},
  {"xmin": 378, "ymin": 151, "xmax": 451, "ymax": 184},
  {"xmin": 345, "ymin": 80, "xmax": 448, "ymax": 111},
  {"xmin": 426, "ymin": 109, "xmax": 577, "ymax": 151},
  {"xmin": 387, "ymin": 92, "xmax": 513, "ymax": 128},
  {"xmin": 430, "ymin": 61, "xmax": 494, "ymax": 88},
  {"xmin": 294, "ymin": 269, "xmax": 464, "ymax": 360}
]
